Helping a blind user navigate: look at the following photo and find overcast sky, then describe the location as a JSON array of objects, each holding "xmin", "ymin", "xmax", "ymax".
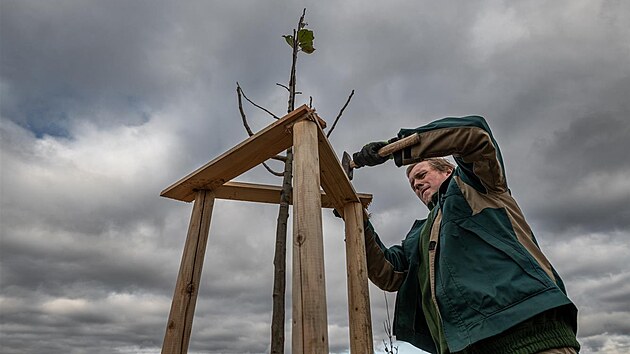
[{"xmin": 1, "ymin": 1, "xmax": 629, "ymax": 353}]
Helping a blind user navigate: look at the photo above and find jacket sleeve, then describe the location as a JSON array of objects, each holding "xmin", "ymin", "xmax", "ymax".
[
  {"xmin": 364, "ymin": 221, "xmax": 408, "ymax": 292},
  {"xmin": 397, "ymin": 115, "xmax": 508, "ymax": 194}
]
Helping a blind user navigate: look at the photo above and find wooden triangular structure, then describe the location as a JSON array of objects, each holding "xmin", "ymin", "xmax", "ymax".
[{"xmin": 160, "ymin": 105, "xmax": 374, "ymax": 353}]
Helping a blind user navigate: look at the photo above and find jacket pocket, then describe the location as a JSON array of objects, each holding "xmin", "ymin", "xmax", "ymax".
[{"xmin": 436, "ymin": 216, "xmax": 554, "ymax": 320}]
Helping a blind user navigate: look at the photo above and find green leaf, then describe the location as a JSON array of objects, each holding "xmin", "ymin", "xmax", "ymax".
[
  {"xmin": 297, "ymin": 29, "xmax": 314, "ymax": 45},
  {"xmin": 301, "ymin": 44, "xmax": 315, "ymax": 54},
  {"xmin": 282, "ymin": 35, "xmax": 294, "ymax": 48},
  {"xmin": 296, "ymin": 29, "xmax": 315, "ymax": 54}
]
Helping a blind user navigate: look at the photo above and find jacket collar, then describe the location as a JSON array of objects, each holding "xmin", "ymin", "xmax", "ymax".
[{"xmin": 427, "ymin": 173, "xmax": 453, "ymax": 210}]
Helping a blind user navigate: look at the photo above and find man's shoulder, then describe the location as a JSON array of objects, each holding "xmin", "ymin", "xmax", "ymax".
[{"xmin": 405, "ymin": 219, "xmax": 426, "ymax": 239}]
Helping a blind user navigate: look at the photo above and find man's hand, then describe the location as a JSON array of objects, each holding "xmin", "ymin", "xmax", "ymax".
[
  {"xmin": 352, "ymin": 137, "xmax": 400, "ymax": 168},
  {"xmin": 352, "ymin": 141, "xmax": 390, "ymax": 167}
]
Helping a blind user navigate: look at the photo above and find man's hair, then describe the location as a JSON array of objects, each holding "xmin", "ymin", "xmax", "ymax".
[{"xmin": 405, "ymin": 157, "xmax": 455, "ymax": 177}]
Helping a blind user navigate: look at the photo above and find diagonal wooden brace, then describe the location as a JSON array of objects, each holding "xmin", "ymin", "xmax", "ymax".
[{"xmin": 162, "ymin": 190, "xmax": 214, "ymax": 354}]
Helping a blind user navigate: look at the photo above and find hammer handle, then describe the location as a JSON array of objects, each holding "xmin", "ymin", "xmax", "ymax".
[
  {"xmin": 349, "ymin": 133, "xmax": 420, "ymax": 168},
  {"xmin": 378, "ymin": 133, "xmax": 421, "ymax": 156}
]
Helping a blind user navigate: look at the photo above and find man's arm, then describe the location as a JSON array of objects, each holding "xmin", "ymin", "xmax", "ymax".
[
  {"xmin": 363, "ymin": 221, "xmax": 408, "ymax": 292},
  {"xmin": 397, "ymin": 115, "xmax": 508, "ymax": 194}
]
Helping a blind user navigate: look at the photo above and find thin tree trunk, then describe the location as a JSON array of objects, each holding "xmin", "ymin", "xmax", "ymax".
[
  {"xmin": 270, "ymin": 9, "xmax": 305, "ymax": 354},
  {"xmin": 270, "ymin": 148, "xmax": 292, "ymax": 354}
]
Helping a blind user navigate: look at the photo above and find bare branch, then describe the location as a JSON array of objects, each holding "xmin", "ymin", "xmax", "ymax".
[
  {"xmin": 237, "ymin": 83, "xmax": 286, "ymax": 178},
  {"xmin": 237, "ymin": 82, "xmax": 255, "ymax": 137},
  {"xmin": 287, "ymin": 9, "xmax": 306, "ymax": 112},
  {"xmin": 382, "ymin": 292, "xmax": 398, "ymax": 354},
  {"xmin": 384, "ymin": 292, "xmax": 392, "ymax": 333},
  {"xmin": 238, "ymin": 82, "xmax": 280, "ymax": 120},
  {"xmin": 263, "ymin": 162, "xmax": 284, "ymax": 176},
  {"xmin": 326, "ymin": 89, "xmax": 355, "ymax": 138},
  {"xmin": 299, "ymin": 8, "xmax": 306, "ymax": 29},
  {"xmin": 270, "ymin": 155, "xmax": 287, "ymax": 162},
  {"xmin": 276, "ymin": 83, "xmax": 290, "ymax": 92}
]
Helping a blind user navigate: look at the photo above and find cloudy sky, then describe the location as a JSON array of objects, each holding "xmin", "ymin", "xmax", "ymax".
[{"xmin": 1, "ymin": 1, "xmax": 629, "ymax": 353}]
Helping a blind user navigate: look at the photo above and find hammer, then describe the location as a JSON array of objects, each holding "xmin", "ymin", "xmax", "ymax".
[{"xmin": 342, "ymin": 133, "xmax": 420, "ymax": 180}]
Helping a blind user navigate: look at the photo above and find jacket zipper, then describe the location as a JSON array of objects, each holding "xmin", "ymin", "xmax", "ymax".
[{"xmin": 429, "ymin": 210, "xmax": 444, "ymax": 327}]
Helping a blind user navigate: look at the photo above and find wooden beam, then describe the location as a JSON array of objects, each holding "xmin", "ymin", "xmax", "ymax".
[
  {"xmin": 292, "ymin": 119, "xmax": 329, "ymax": 353},
  {"xmin": 316, "ymin": 124, "xmax": 362, "ymax": 218},
  {"xmin": 161, "ymin": 105, "xmax": 315, "ymax": 202},
  {"xmin": 213, "ymin": 181, "xmax": 372, "ymax": 209},
  {"xmin": 162, "ymin": 190, "xmax": 215, "ymax": 354},
  {"xmin": 343, "ymin": 202, "xmax": 374, "ymax": 353}
]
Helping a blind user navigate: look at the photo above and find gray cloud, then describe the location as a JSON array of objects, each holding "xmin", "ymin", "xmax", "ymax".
[
  {"xmin": 2, "ymin": 1, "xmax": 629, "ymax": 353},
  {"xmin": 528, "ymin": 111, "xmax": 630, "ymax": 233},
  {"xmin": 0, "ymin": 1, "xmax": 181, "ymax": 134}
]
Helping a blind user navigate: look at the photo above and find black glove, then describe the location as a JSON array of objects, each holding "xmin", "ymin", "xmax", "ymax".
[
  {"xmin": 352, "ymin": 141, "xmax": 389, "ymax": 167},
  {"xmin": 352, "ymin": 137, "xmax": 400, "ymax": 168},
  {"xmin": 393, "ymin": 149, "xmax": 404, "ymax": 167}
]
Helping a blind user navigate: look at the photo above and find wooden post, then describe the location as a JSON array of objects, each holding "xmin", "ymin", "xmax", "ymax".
[
  {"xmin": 343, "ymin": 202, "xmax": 374, "ymax": 353},
  {"xmin": 291, "ymin": 119, "xmax": 329, "ymax": 354},
  {"xmin": 162, "ymin": 190, "xmax": 215, "ymax": 354}
]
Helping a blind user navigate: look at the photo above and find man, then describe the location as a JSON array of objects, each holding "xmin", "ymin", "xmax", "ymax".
[{"xmin": 352, "ymin": 115, "xmax": 580, "ymax": 353}]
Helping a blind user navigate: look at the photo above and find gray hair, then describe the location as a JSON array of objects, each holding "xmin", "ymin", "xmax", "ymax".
[{"xmin": 405, "ymin": 157, "xmax": 455, "ymax": 177}]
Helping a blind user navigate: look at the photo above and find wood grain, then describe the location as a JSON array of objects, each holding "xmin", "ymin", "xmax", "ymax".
[
  {"xmin": 162, "ymin": 190, "xmax": 215, "ymax": 354},
  {"xmin": 291, "ymin": 120, "xmax": 329, "ymax": 353},
  {"xmin": 213, "ymin": 181, "xmax": 372, "ymax": 209},
  {"xmin": 344, "ymin": 202, "xmax": 374, "ymax": 353}
]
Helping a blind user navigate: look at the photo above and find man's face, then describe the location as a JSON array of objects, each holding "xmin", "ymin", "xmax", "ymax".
[{"xmin": 407, "ymin": 161, "xmax": 452, "ymax": 206}]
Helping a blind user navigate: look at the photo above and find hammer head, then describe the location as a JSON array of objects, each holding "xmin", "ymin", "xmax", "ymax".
[{"xmin": 342, "ymin": 151, "xmax": 354, "ymax": 180}]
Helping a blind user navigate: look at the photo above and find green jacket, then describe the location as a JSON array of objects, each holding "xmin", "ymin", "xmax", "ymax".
[{"xmin": 364, "ymin": 116, "xmax": 578, "ymax": 352}]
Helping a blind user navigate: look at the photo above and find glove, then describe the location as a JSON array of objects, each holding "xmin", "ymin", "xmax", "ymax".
[
  {"xmin": 393, "ymin": 149, "xmax": 404, "ymax": 167},
  {"xmin": 352, "ymin": 137, "xmax": 399, "ymax": 168},
  {"xmin": 352, "ymin": 141, "xmax": 388, "ymax": 167}
]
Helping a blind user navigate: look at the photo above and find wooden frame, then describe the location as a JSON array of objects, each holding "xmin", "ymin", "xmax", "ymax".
[
  {"xmin": 212, "ymin": 181, "xmax": 372, "ymax": 209},
  {"xmin": 160, "ymin": 105, "xmax": 373, "ymax": 353}
]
